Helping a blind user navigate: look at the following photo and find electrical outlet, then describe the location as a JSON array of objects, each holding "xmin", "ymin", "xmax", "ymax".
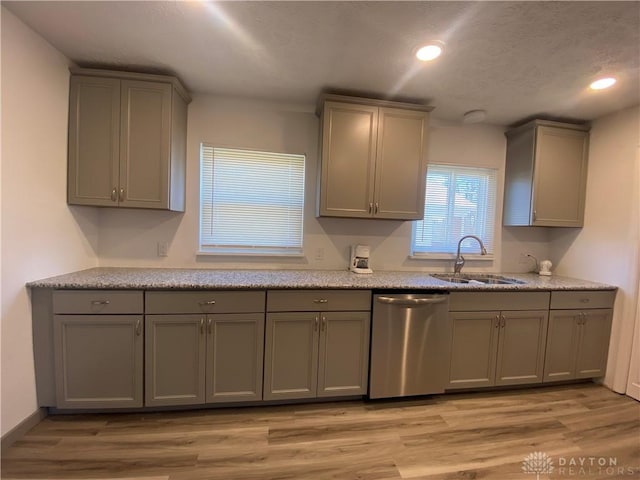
[
  {"xmin": 314, "ymin": 248, "xmax": 325, "ymax": 262},
  {"xmin": 157, "ymin": 241, "xmax": 169, "ymax": 257}
]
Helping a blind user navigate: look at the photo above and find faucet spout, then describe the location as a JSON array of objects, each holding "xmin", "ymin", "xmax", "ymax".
[{"xmin": 454, "ymin": 235, "xmax": 487, "ymax": 274}]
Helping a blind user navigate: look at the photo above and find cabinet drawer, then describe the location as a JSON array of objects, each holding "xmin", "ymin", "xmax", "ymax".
[
  {"xmin": 550, "ymin": 290, "xmax": 616, "ymax": 310},
  {"xmin": 53, "ymin": 290, "xmax": 143, "ymax": 314},
  {"xmin": 449, "ymin": 292, "xmax": 550, "ymax": 312},
  {"xmin": 145, "ymin": 291, "xmax": 265, "ymax": 314},
  {"xmin": 267, "ymin": 290, "xmax": 372, "ymax": 312}
]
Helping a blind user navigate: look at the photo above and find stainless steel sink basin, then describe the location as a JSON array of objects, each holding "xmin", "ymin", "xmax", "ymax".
[{"xmin": 431, "ymin": 274, "xmax": 525, "ymax": 285}]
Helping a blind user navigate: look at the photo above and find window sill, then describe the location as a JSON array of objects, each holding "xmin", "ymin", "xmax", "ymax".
[
  {"xmin": 409, "ymin": 253, "xmax": 495, "ymax": 261},
  {"xmin": 198, "ymin": 248, "xmax": 304, "ymax": 258}
]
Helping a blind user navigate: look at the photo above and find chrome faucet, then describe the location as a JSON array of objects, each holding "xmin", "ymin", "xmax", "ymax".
[{"xmin": 454, "ymin": 235, "xmax": 487, "ymax": 273}]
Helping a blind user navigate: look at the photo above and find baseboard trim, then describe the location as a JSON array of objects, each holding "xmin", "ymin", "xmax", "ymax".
[{"xmin": 1, "ymin": 407, "xmax": 47, "ymax": 452}]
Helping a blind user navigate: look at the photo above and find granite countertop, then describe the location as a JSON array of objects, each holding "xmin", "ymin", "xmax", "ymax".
[{"xmin": 26, "ymin": 267, "xmax": 616, "ymax": 291}]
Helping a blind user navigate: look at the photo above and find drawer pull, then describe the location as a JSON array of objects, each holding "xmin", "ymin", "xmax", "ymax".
[
  {"xmin": 579, "ymin": 298, "xmax": 590, "ymax": 303},
  {"xmin": 91, "ymin": 300, "xmax": 110, "ymax": 306},
  {"xmin": 313, "ymin": 299, "xmax": 329, "ymax": 304},
  {"xmin": 199, "ymin": 300, "xmax": 216, "ymax": 306}
]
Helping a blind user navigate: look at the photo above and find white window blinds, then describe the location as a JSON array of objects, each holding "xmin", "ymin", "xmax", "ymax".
[
  {"xmin": 200, "ymin": 145, "xmax": 305, "ymax": 255},
  {"xmin": 412, "ymin": 164, "xmax": 497, "ymax": 255}
]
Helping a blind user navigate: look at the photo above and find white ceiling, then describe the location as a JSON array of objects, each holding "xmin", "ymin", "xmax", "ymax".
[{"xmin": 4, "ymin": 1, "xmax": 639, "ymax": 125}]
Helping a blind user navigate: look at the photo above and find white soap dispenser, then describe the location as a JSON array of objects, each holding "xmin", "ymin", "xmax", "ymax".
[{"xmin": 539, "ymin": 260, "xmax": 553, "ymax": 276}]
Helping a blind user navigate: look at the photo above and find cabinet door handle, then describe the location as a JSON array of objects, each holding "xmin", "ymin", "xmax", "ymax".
[
  {"xmin": 321, "ymin": 315, "xmax": 327, "ymax": 331},
  {"xmin": 314, "ymin": 315, "xmax": 319, "ymax": 331},
  {"xmin": 375, "ymin": 202, "xmax": 379, "ymax": 214},
  {"xmin": 207, "ymin": 318, "xmax": 213, "ymax": 334},
  {"xmin": 200, "ymin": 318, "xmax": 205, "ymax": 334},
  {"xmin": 119, "ymin": 187, "xmax": 125, "ymax": 202},
  {"xmin": 495, "ymin": 315, "xmax": 500, "ymax": 328},
  {"xmin": 110, "ymin": 188, "xmax": 117, "ymax": 202},
  {"xmin": 313, "ymin": 299, "xmax": 328, "ymax": 304},
  {"xmin": 368, "ymin": 203, "xmax": 373, "ymax": 214},
  {"xmin": 91, "ymin": 300, "xmax": 110, "ymax": 306},
  {"xmin": 135, "ymin": 319, "xmax": 141, "ymax": 336},
  {"xmin": 500, "ymin": 315, "xmax": 506, "ymax": 328}
]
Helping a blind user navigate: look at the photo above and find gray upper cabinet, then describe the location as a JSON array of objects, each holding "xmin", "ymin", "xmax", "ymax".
[
  {"xmin": 503, "ymin": 120, "xmax": 589, "ymax": 227},
  {"xmin": 52, "ymin": 290, "xmax": 144, "ymax": 409},
  {"xmin": 264, "ymin": 290, "xmax": 371, "ymax": 400},
  {"xmin": 544, "ymin": 291, "xmax": 614, "ymax": 382},
  {"xmin": 68, "ymin": 68, "xmax": 190, "ymax": 211},
  {"xmin": 318, "ymin": 95, "xmax": 431, "ymax": 220}
]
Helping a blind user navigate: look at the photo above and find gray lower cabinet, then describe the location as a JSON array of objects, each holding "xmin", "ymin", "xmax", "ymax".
[
  {"xmin": 144, "ymin": 291, "xmax": 265, "ymax": 407},
  {"xmin": 264, "ymin": 290, "xmax": 371, "ymax": 400},
  {"xmin": 52, "ymin": 290, "xmax": 144, "ymax": 409},
  {"xmin": 447, "ymin": 292, "xmax": 551, "ymax": 390},
  {"xmin": 544, "ymin": 291, "xmax": 615, "ymax": 382}
]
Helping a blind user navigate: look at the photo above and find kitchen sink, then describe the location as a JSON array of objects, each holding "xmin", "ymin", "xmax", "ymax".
[{"xmin": 431, "ymin": 274, "xmax": 526, "ymax": 285}]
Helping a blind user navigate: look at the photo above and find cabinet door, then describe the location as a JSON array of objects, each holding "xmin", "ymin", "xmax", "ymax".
[
  {"xmin": 53, "ymin": 315, "xmax": 143, "ymax": 408},
  {"xmin": 374, "ymin": 107, "xmax": 429, "ymax": 219},
  {"xmin": 205, "ymin": 313, "xmax": 265, "ymax": 403},
  {"xmin": 576, "ymin": 309, "xmax": 613, "ymax": 378},
  {"xmin": 319, "ymin": 102, "xmax": 378, "ymax": 218},
  {"xmin": 543, "ymin": 311, "xmax": 580, "ymax": 382},
  {"xmin": 264, "ymin": 312, "xmax": 319, "ymax": 400},
  {"xmin": 447, "ymin": 312, "xmax": 500, "ymax": 389},
  {"xmin": 495, "ymin": 310, "xmax": 549, "ymax": 386},
  {"xmin": 532, "ymin": 126, "xmax": 588, "ymax": 227},
  {"xmin": 68, "ymin": 76, "xmax": 120, "ymax": 206},
  {"xmin": 119, "ymin": 80, "xmax": 172, "ymax": 209},
  {"xmin": 145, "ymin": 315, "xmax": 206, "ymax": 406},
  {"xmin": 317, "ymin": 311, "xmax": 370, "ymax": 397}
]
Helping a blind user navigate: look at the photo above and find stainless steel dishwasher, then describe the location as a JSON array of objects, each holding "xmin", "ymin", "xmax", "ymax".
[{"xmin": 369, "ymin": 292, "xmax": 451, "ymax": 399}]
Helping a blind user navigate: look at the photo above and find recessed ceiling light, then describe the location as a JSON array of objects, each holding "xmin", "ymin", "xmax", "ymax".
[
  {"xmin": 415, "ymin": 42, "xmax": 444, "ymax": 62},
  {"xmin": 590, "ymin": 77, "xmax": 617, "ymax": 90}
]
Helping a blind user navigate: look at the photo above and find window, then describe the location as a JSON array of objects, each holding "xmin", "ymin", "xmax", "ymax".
[
  {"xmin": 412, "ymin": 164, "xmax": 497, "ymax": 256},
  {"xmin": 200, "ymin": 145, "xmax": 305, "ymax": 255}
]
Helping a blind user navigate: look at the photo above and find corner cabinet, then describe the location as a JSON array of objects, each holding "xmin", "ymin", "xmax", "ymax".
[
  {"xmin": 503, "ymin": 120, "xmax": 589, "ymax": 227},
  {"xmin": 264, "ymin": 290, "xmax": 371, "ymax": 400},
  {"xmin": 67, "ymin": 68, "xmax": 191, "ymax": 211},
  {"xmin": 317, "ymin": 95, "xmax": 431, "ymax": 220},
  {"xmin": 544, "ymin": 291, "xmax": 615, "ymax": 382}
]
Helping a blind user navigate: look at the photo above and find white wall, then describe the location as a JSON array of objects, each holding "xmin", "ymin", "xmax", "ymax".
[
  {"xmin": 0, "ymin": 8, "xmax": 99, "ymax": 436},
  {"xmin": 549, "ymin": 105, "xmax": 640, "ymax": 393},
  {"xmin": 99, "ymin": 97, "xmax": 548, "ymax": 273}
]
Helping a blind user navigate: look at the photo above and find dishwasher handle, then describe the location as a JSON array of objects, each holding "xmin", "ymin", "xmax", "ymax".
[{"xmin": 376, "ymin": 295, "xmax": 448, "ymax": 306}]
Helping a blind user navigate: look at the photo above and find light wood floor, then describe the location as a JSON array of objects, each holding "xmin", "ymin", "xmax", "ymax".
[{"xmin": 2, "ymin": 383, "xmax": 639, "ymax": 480}]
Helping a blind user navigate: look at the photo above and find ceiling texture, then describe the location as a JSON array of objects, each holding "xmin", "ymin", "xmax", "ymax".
[{"xmin": 4, "ymin": 1, "xmax": 639, "ymax": 126}]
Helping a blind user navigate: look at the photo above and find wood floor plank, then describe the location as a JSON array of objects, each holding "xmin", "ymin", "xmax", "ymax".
[{"xmin": 2, "ymin": 383, "xmax": 638, "ymax": 480}]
